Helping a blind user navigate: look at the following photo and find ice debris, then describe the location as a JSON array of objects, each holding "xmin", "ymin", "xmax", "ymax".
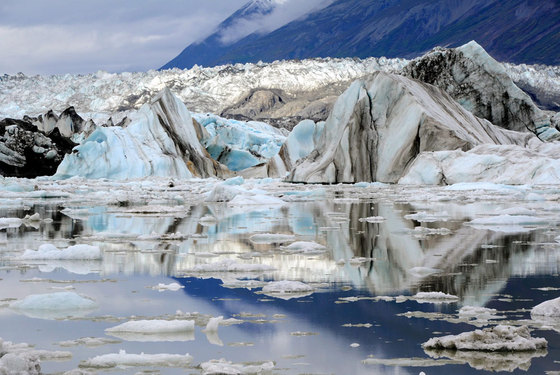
[{"xmin": 423, "ymin": 325, "xmax": 547, "ymax": 351}]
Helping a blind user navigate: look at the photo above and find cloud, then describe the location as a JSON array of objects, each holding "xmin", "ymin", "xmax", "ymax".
[
  {"xmin": 0, "ymin": 0, "xmax": 247, "ymax": 75},
  {"xmin": 218, "ymin": 0, "xmax": 335, "ymax": 45}
]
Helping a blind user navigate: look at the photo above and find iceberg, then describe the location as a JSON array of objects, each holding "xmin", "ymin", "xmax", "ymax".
[
  {"xmin": 287, "ymin": 71, "xmax": 530, "ymax": 183},
  {"xmin": 193, "ymin": 113, "xmax": 286, "ymax": 171},
  {"xmin": 55, "ymin": 88, "xmax": 229, "ymax": 179}
]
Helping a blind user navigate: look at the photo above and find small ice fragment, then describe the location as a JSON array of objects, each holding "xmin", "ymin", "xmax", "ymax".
[
  {"xmin": 151, "ymin": 282, "xmax": 184, "ymax": 292},
  {"xmin": 350, "ymin": 343, "xmax": 360, "ymax": 348}
]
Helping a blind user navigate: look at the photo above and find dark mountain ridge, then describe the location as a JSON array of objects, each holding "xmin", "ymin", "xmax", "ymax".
[{"xmin": 162, "ymin": 0, "xmax": 560, "ymax": 70}]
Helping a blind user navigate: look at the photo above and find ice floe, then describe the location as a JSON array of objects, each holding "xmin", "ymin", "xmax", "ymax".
[
  {"xmin": 150, "ymin": 282, "xmax": 184, "ymax": 291},
  {"xmin": 20, "ymin": 244, "xmax": 101, "ymax": 260},
  {"xmin": 423, "ymin": 325, "xmax": 547, "ymax": 351},
  {"xmin": 261, "ymin": 280, "xmax": 314, "ymax": 300},
  {"xmin": 80, "ymin": 350, "xmax": 193, "ymax": 368},
  {"xmin": 105, "ymin": 319, "xmax": 195, "ymax": 342},
  {"xmin": 412, "ymin": 292, "xmax": 459, "ymax": 303},
  {"xmin": 200, "ymin": 358, "xmax": 274, "ymax": 375},
  {"xmin": 10, "ymin": 292, "xmax": 97, "ymax": 320}
]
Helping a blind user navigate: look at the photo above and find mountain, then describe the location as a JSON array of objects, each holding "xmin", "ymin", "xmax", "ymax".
[{"xmin": 162, "ymin": 0, "xmax": 560, "ymax": 69}]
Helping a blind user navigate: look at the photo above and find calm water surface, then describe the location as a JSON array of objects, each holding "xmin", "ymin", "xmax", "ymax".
[{"xmin": 1, "ymin": 180, "xmax": 559, "ymax": 374}]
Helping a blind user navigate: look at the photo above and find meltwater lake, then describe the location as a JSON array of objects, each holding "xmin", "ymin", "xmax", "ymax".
[{"xmin": 0, "ymin": 177, "xmax": 559, "ymax": 374}]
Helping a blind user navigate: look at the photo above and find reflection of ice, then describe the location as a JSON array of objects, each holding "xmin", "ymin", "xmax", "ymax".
[
  {"xmin": 425, "ymin": 348, "xmax": 547, "ymax": 372},
  {"xmin": 204, "ymin": 316, "xmax": 224, "ymax": 346}
]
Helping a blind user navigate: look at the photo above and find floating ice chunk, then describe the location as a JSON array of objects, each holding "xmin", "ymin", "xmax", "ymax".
[
  {"xmin": 261, "ymin": 281, "xmax": 314, "ymax": 300},
  {"xmin": 466, "ymin": 215, "xmax": 548, "ymax": 233},
  {"xmin": 423, "ymin": 325, "xmax": 547, "ymax": 351},
  {"xmin": 200, "ymin": 358, "xmax": 274, "ymax": 375},
  {"xmin": 249, "ymin": 233, "xmax": 296, "ymax": 244},
  {"xmin": 459, "ymin": 306, "xmax": 500, "ymax": 321},
  {"xmin": 531, "ymin": 297, "xmax": 560, "ymax": 317},
  {"xmin": 497, "ymin": 207, "xmax": 536, "ymax": 216},
  {"xmin": 280, "ymin": 241, "xmax": 326, "ymax": 254},
  {"xmin": 190, "ymin": 259, "xmax": 274, "ymax": 273},
  {"xmin": 0, "ymin": 352, "xmax": 41, "ymax": 375},
  {"xmin": 358, "ymin": 216, "xmax": 386, "ymax": 223},
  {"xmin": 404, "ymin": 211, "xmax": 449, "ymax": 222},
  {"xmin": 222, "ymin": 176, "xmax": 245, "ymax": 186},
  {"xmin": 413, "ymin": 292, "xmax": 459, "ymax": 303},
  {"xmin": 24, "ymin": 213, "xmax": 41, "ymax": 221},
  {"xmin": 105, "ymin": 320, "xmax": 195, "ymax": 342},
  {"xmin": 150, "ymin": 282, "xmax": 184, "ymax": 291},
  {"xmin": 445, "ymin": 182, "xmax": 529, "ymax": 191},
  {"xmin": 10, "ymin": 292, "xmax": 97, "ymax": 320},
  {"xmin": 107, "ymin": 319, "xmax": 195, "ymax": 334},
  {"xmin": 205, "ymin": 316, "xmax": 223, "ymax": 332},
  {"xmin": 57, "ymin": 337, "xmax": 121, "ymax": 347},
  {"xmin": 0, "ymin": 217, "xmax": 23, "ymax": 229},
  {"xmin": 203, "ymin": 316, "xmax": 224, "ymax": 346},
  {"xmin": 21, "ymin": 244, "xmax": 101, "ymax": 260},
  {"xmin": 228, "ymin": 193, "xmax": 285, "ymax": 206},
  {"xmin": 80, "ymin": 350, "xmax": 193, "ymax": 368},
  {"xmin": 350, "ymin": 343, "xmax": 360, "ymax": 348},
  {"xmin": 468, "ymin": 215, "xmax": 547, "ymax": 226}
]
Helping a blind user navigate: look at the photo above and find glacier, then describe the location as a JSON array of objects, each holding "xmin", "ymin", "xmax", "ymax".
[{"xmin": 1, "ymin": 41, "xmax": 560, "ymax": 184}]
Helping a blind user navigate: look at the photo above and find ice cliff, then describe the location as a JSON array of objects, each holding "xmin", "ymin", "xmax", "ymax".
[
  {"xmin": 55, "ymin": 88, "xmax": 229, "ymax": 179},
  {"xmin": 287, "ymin": 71, "xmax": 531, "ymax": 184}
]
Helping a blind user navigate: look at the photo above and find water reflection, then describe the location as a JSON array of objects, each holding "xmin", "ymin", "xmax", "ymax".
[
  {"xmin": 3, "ymin": 198, "xmax": 559, "ymax": 306},
  {"xmin": 1, "ymin": 189, "xmax": 560, "ymax": 374}
]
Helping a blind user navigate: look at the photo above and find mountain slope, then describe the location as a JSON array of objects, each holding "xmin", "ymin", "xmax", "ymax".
[{"xmin": 162, "ymin": 0, "xmax": 560, "ymax": 69}]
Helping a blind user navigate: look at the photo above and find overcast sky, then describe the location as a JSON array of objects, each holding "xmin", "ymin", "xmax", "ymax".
[
  {"xmin": 0, "ymin": 0, "xmax": 333, "ymax": 76},
  {"xmin": 0, "ymin": 0, "xmax": 248, "ymax": 75}
]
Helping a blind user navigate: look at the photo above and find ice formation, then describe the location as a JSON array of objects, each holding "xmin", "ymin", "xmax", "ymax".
[
  {"xmin": 193, "ymin": 113, "xmax": 286, "ymax": 171},
  {"xmin": 0, "ymin": 57, "xmax": 407, "ymax": 122},
  {"xmin": 106, "ymin": 320, "xmax": 195, "ymax": 334},
  {"xmin": 150, "ymin": 282, "xmax": 184, "ymax": 291},
  {"xmin": 261, "ymin": 280, "xmax": 314, "ymax": 299},
  {"xmin": 288, "ymin": 71, "xmax": 529, "ymax": 183},
  {"xmin": 0, "ymin": 337, "xmax": 72, "ymax": 375},
  {"xmin": 399, "ymin": 141, "xmax": 560, "ymax": 185},
  {"xmin": 80, "ymin": 350, "xmax": 193, "ymax": 368},
  {"xmin": 402, "ymin": 41, "xmax": 560, "ymax": 140},
  {"xmin": 10, "ymin": 292, "xmax": 98, "ymax": 320},
  {"xmin": 55, "ymin": 88, "xmax": 229, "ymax": 179},
  {"xmin": 413, "ymin": 292, "xmax": 459, "ymax": 303},
  {"xmin": 20, "ymin": 244, "xmax": 101, "ymax": 260},
  {"xmin": 423, "ymin": 325, "xmax": 547, "ymax": 351},
  {"xmin": 531, "ymin": 297, "xmax": 560, "ymax": 317},
  {"xmin": 200, "ymin": 358, "xmax": 274, "ymax": 375}
]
